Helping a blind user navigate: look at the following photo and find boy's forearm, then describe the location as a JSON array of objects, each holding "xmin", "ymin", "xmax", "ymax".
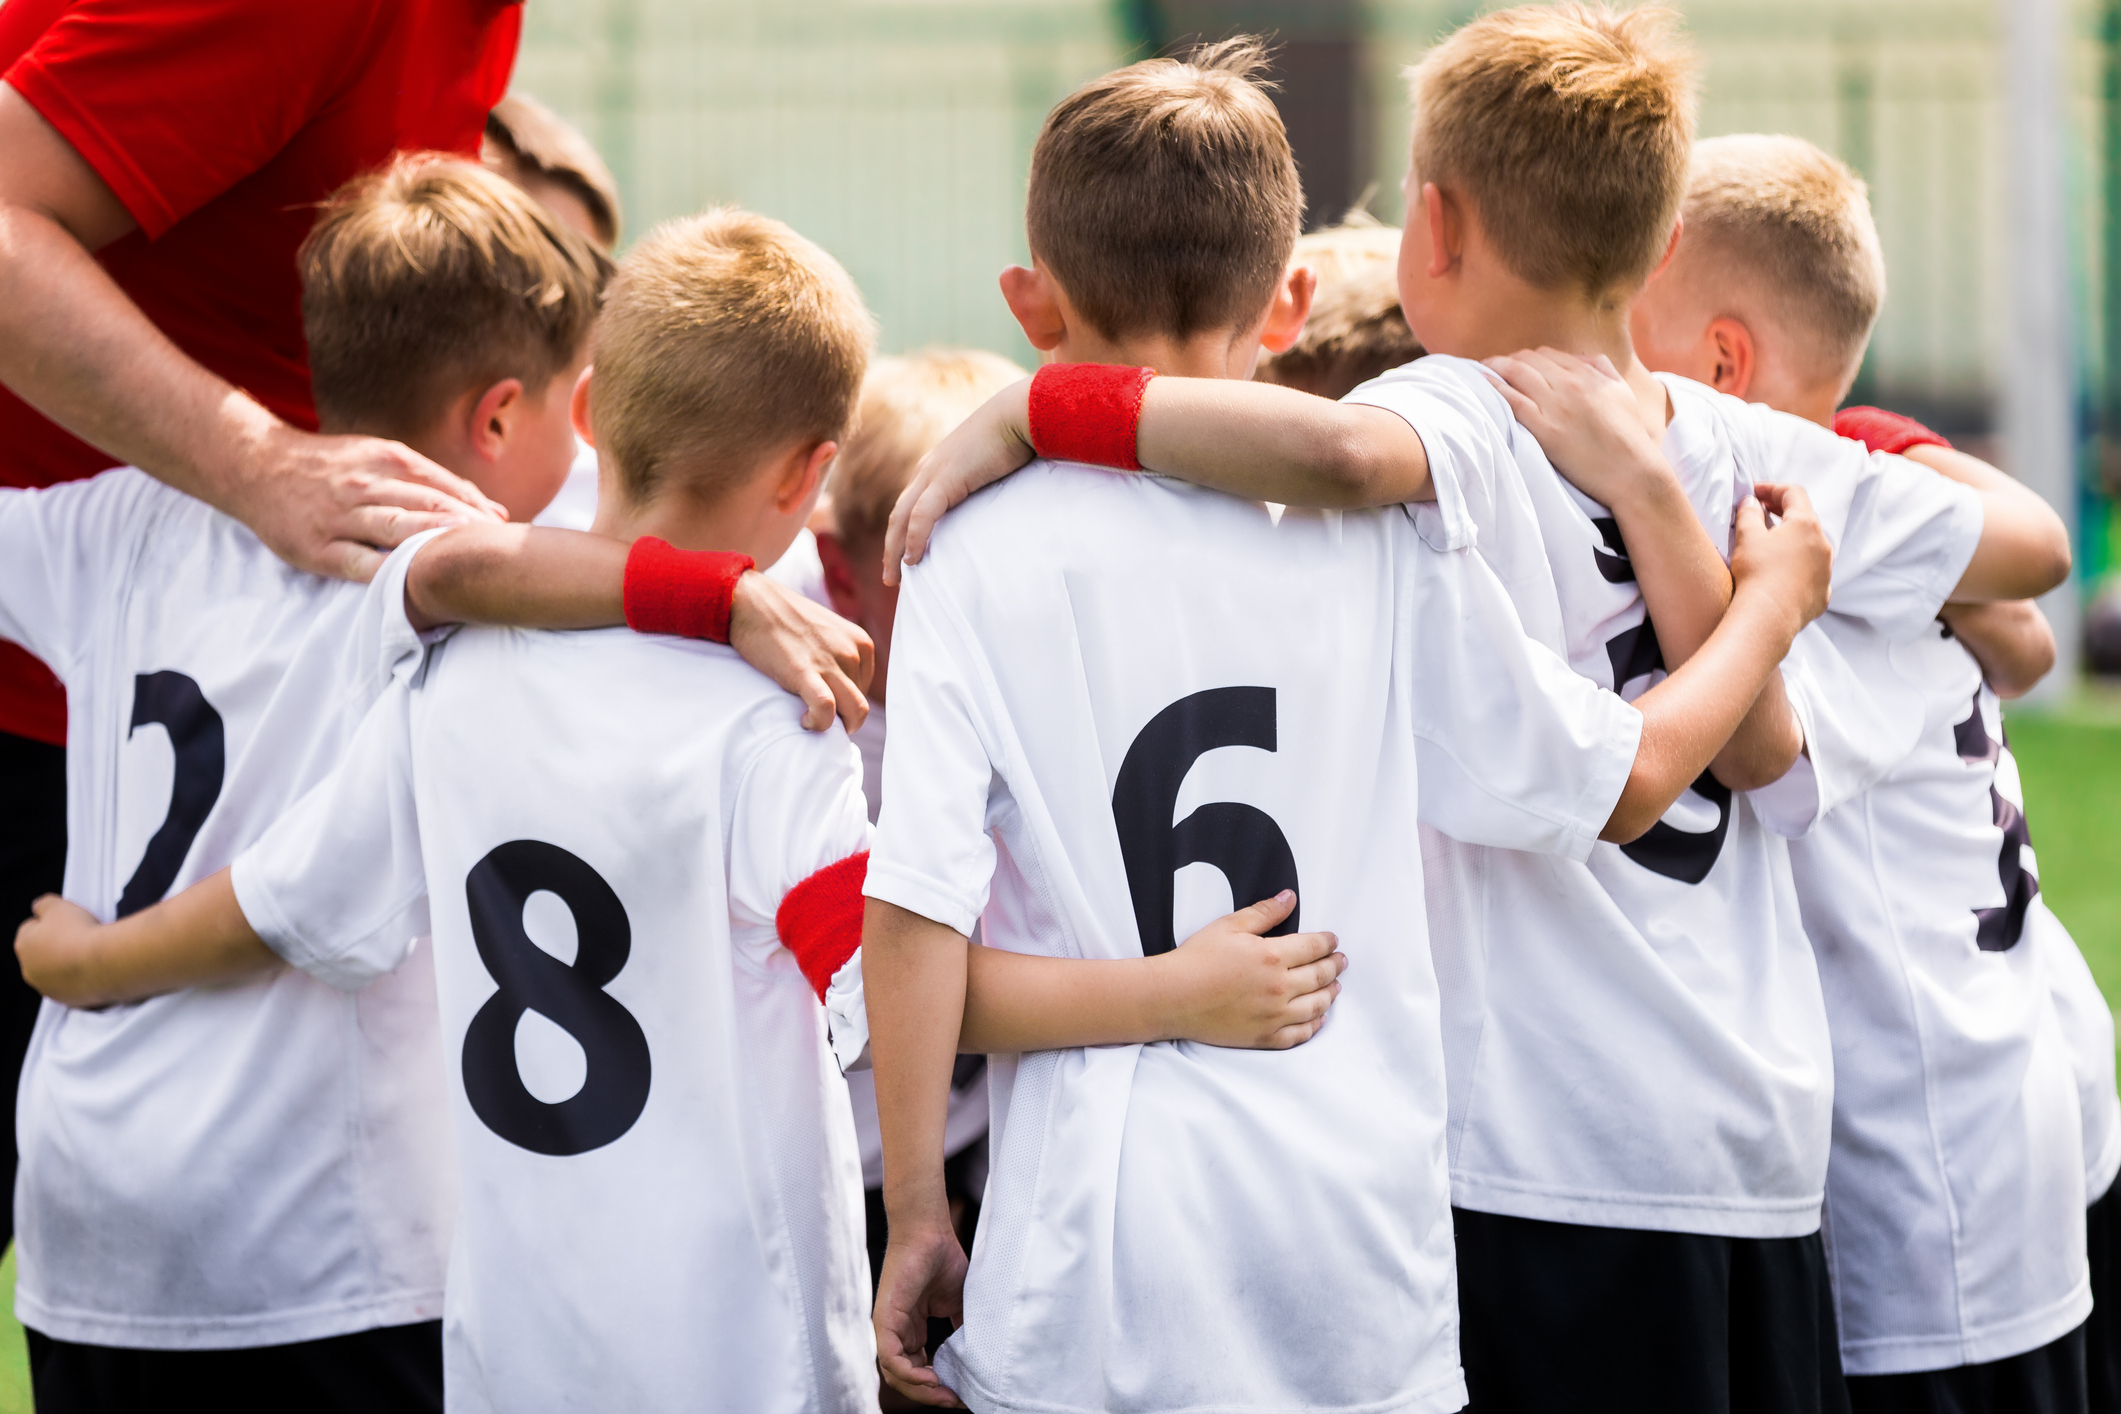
[
  {"xmin": 866, "ymin": 899, "xmax": 969, "ymax": 1228},
  {"xmin": 403, "ymin": 524, "xmax": 628, "ymax": 633},
  {"xmin": 1133, "ymin": 380, "xmax": 1434, "ymax": 507},
  {"xmin": 961, "ymin": 948, "xmax": 1169, "ymax": 1052},
  {"xmin": 1940, "ymin": 599, "xmax": 2056, "ymax": 699},
  {"xmin": 1903, "ymin": 445, "xmax": 2072, "ymax": 604},
  {"xmin": 60, "ymin": 870, "xmax": 276, "ymax": 1007},
  {"xmin": 1606, "ymin": 587, "xmax": 1799, "ymax": 841}
]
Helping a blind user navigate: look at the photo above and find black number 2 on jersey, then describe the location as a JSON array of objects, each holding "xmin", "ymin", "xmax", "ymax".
[
  {"xmin": 117, "ymin": 671, "xmax": 225, "ymax": 918},
  {"xmin": 462, "ymin": 840, "xmax": 652, "ymax": 1155},
  {"xmin": 1112, "ymin": 686, "xmax": 1300, "ymax": 956}
]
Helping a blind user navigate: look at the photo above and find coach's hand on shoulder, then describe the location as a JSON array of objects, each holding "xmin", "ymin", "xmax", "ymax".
[
  {"xmin": 15, "ymin": 894, "xmax": 117, "ymax": 1008},
  {"xmin": 1484, "ymin": 348, "xmax": 1672, "ymax": 508},
  {"xmin": 730, "ymin": 571, "xmax": 874, "ymax": 732},
  {"xmin": 875, "ymin": 1220, "xmax": 969, "ymax": 1408},
  {"xmin": 1730, "ymin": 483, "xmax": 1832, "ymax": 632},
  {"xmin": 1157, "ymin": 891, "xmax": 1346, "ymax": 1050},
  {"xmin": 884, "ymin": 377, "xmax": 1035, "ymax": 585}
]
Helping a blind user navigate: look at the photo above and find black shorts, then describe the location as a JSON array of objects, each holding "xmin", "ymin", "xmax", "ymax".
[
  {"xmin": 24, "ymin": 1320, "xmax": 442, "ymax": 1414},
  {"xmin": 2090, "ymin": 1179, "xmax": 2120, "ymax": 1413},
  {"xmin": 0, "ymin": 731, "xmax": 66, "ymax": 1252},
  {"xmin": 1453, "ymin": 1206, "xmax": 1851, "ymax": 1414},
  {"xmin": 1844, "ymin": 1321, "xmax": 2086, "ymax": 1414}
]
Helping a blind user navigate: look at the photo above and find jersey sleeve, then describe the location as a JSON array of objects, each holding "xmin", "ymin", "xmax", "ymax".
[
  {"xmin": 5, "ymin": 0, "xmax": 375, "ymax": 236},
  {"xmin": 230, "ymin": 676, "xmax": 428, "ymax": 991},
  {"xmin": 1754, "ymin": 409, "xmax": 1983, "ymax": 637},
  {"xmin": 1749, "ymin": 616, "xmax": 1928, "ymax": 838},
  {"xmin": 1402, "ymin": 521, "xmax": 1643, "ymax": 860},
  {"xmin": 1341, "ymin": 356, "xmax": 1511, "ymax": 553},
  {"xmin": 861, "ymin": 562, "xmax": 1003, "ymax": 937},
  {"xmin": 345, "ymin": 527, "xmax": 458, "ymax": 699},
  {"xmin": 725, "ymin": 717, "xmax": 872, "ymax": 973},
  {"xmin": 0, "ymin": 470, "xmax": 163, "ymax": 678}
]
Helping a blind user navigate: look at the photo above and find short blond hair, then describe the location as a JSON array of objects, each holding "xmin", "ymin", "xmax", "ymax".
[
  {"xmin": 590, "ymin": 208, "xmax": 874, "ymax": 508},
  {"xmin": 484, "ymin": 93, "xmax": 622, "ymax": 248},
  {"xmin": 1680, "ymin": 134, "xmax": 1886, "ymax": 384},
  {"xmin": 299, "ymin": 154, "xmax": 611, "ymax": 438},
  {"xmin": 1258, "ymin": 216, "xmax": 1423, "ymax": 398},
  {"xmin": 1028, "ymin": 37, "xmax": 1302, "ymax": 340},
  {"xmin": 1411, "ymin": 3, "xmax": 1697, "ymax": 297},
  {"xmin": 828, "ymin": 349, "xmax": 1026, "ymax": 546}
]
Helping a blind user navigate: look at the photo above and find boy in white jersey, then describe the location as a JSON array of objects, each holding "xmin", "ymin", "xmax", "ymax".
[
  {"xmin": 22, "ymin": 203, "xmax": 1366, "ymax": 1414},
  {"xmin": 888, "ymin": 9, "xmax": 2070, "ymax": 1412},
  {"xmin": 813, "ymin": 349, "xmax": 1026, "ymax": 1309},
  {"xmin": 865, "ymin": 39, "xmax": 1838, "ymax": 1414},
  {"xmin": 1627, "ymin": 131, "xmax": 2104, "ymax": 1411}
]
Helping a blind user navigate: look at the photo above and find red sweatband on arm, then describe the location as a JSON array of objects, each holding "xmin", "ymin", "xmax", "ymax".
[
  {"xmin": 1832, "ymin": 406, "xmax": 1952, "ymax": 457},
  {"xmin": 1027, "ymin": 363, "xmax": 1157, "ymax": 470},
  {"xmin": 778, "ymin": 852, "xmax": 869, "ymax": 1002},
  {"xmin": 622, "ymin": 537, "xmax": 755, "ymax": 643}
]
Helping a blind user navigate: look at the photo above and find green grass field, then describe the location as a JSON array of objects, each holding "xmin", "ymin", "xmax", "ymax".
[{"xmin": 0, "ymin": 704, "xmax": 2108, "ymax": 1413}]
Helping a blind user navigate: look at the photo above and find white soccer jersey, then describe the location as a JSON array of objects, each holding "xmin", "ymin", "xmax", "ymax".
[
  {"xmin": 1344, "ymin": 360, "xmax": 1983, "ymax": 1237},
  {"xmin": 866, "ymin": 462, "xmax": 1642, "ymax": 1414},
  {"xmin": 2039, "ymin": 895, "xmax": 2121, "ymax": 1203},
  {"xmin": 0, "ymin": 469, "xmax": 451, "ymax": 1349},
  {"xmin": 1779, "ymin": 617, "xmax": 2089, "ymax": 1373},
  {"xmin": 234, "ymin": 622, "xmax": 876, "ymax": 1414},
  {"xmin": 531, "ymin": 436, "xmax": 600, "ymax": 531}
]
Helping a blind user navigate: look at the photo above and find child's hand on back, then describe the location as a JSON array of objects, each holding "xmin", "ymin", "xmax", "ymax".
[
  {"xmin": 1156, "ymin": 891, "xmax": 1346, "ymax": 1049},
  {"xmin": 1730, "ymin": 483, "xmax": 1832, "ymax": 636},
  {"xmin": 1483, "ymin": 348, "xmax": 1670, "ymax": 508},
  {"xmin": 884, "ymin": 377, "xmax": 1035, "ymax": 585},
  {"xmin": 15, "ymin": 895, "xmax": 111, "ymax": 1008}
]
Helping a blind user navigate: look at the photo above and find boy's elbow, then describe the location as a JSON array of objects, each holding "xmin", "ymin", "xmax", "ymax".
[{"xmin": 1598, "ymin": 770, "xmax": 1661, "ymax": 844}]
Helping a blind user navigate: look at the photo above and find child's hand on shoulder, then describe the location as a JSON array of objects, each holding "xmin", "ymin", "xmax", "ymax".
[
  {"xmin": 15, "ymin": 895, "xmax": 113, "ymax": 1009},
  {"xmin": 1156, "ymin": 890, "xmax": 1346, "ymax": 1049},
  {"xmin": 1483, "ymin": 348, "xmax": 1670, "ymax": 508},
  {"xmin": 884, "ymin": 377, "xmax": 1035, "ymax": 585}
]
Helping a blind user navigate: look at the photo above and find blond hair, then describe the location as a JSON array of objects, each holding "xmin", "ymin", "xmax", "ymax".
[
  {"xmin": 299, "ymin": 154, "xmax": 611, "ymax": 439},
  {"xmin": 1027, "ymin": 37, "xmax": 1302, "ymax": 340},
  {"xmin": 484, "ymin": 93, "xmax": 622, "ymax": 248},
  {"xmin": 1680, "ymin": 134, "xmax": 1886, "ymax": 384},
  {"xmin": 828, "ymin": 349, "xmax": 1026, "ymax": 546},
  {"xmin": 590, "ymin": 208, "xmax": 874, "ymax": 508},
  {"xmin": 1410, "ymin": 3, "xmax": 1697, "ymax": 297},
  {"xmin": 1258, "ymin": 216, "xmax": 1423, "ymax": 398}
]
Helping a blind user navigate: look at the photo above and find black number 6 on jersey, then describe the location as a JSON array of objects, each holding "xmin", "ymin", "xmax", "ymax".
[
  {"xmin": 1112, "ymin": 686, "xmax": 1300, "ymax": 956},
  {"xmin": 462, "ymin": 840, "xmax": 652, "ymax": 1156}
]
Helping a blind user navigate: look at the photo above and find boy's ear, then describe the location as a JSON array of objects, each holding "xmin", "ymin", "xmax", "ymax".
[
  {"xmin": 569, "ymin": 365, "xmax": 597, "ymax": 447},
  {"xmin": 1422, "ymin": 181, "xmax": 1464, "ymax": 280},
  {"xmin": 1000, "ymin": 264, "xmax": 1069, "ymax": 351},
  {"xmin": 1706, "ymin": 317, "xmax": 1756, "ymax": 399},
  {"xmin": 775, "ymin": 439, "xmax": 838, "ymax": 514},
  {"xmin": 469, "ymin": 378, "xmax": 525, "ymax": 461},
  {"xmin": 1257, "ymin": 264, "xmax": 1318, "ymax": 356}
]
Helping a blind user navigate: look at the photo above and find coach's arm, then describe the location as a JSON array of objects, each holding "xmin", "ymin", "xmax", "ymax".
[{"xmin": 0, "ymin": 84, "xmax": 499, "ymax": 583}]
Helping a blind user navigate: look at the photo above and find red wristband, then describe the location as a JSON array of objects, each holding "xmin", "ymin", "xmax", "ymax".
[
  {"xmin": 1833, "ymin": 406, "xmax": 1952, "ymax": 457},
  {"xmin": 777, "ymin": 852, "xmax": 869, "ymax": 1001},
  {"xmin": 1027, "ymin": 362, "xmax": 1157, "ymax": 470},
  {"xmin": 622, "ymin": 537, "xmax": 755, "ymax": 643}
]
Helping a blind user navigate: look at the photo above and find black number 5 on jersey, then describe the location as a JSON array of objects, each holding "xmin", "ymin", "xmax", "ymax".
[
  {"xmin": 117, "ymin": 671, "xmax": 225, "ymax": 918},
  {"xmin": 462, "ymin": 840, "xmax": 652, "ymax": 1156},
  {"xmin": 1112, "ymin": 686, "xmax": 1300, "ymax": 956}
]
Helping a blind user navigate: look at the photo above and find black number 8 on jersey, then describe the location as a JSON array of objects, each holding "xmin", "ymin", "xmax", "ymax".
[
  {"xmin": 462, "ymin": 840, "xmax": 652, "ymax": 1156},
  {"xmin": 1113, "ymin": 686, "xmax": 1301, "ymax": 956}
]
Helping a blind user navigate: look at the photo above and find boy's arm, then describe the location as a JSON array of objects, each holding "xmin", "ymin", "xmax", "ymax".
[
  {"xmin": 403, "ymin": 524, "xmax": 875, "ymax": 731},
  {"xmin": 1485, "ymin": 350, "xmax": 1802, "ymax": 790},
  {"xmin": 1939, "ymin": 599, "xmax": 2055, "ymax": 699},
  {"xmin": 959, "ymin": 890, "xmax": 1344, "ymax": 1053},
  {"xmin": 884, "ymin": 370, "xmax": 1434, "ymax": 584},
  {"xmin": 15, "ymin": 870, "xmax": 273, "ymax": 1008},
  {"xmin": 867, "ymin": 898, "xmax": 972, "ymax": 1409},
  {"xmin": 1901, "ymin": 444, "xmax": 2072, "ymax": 604}
]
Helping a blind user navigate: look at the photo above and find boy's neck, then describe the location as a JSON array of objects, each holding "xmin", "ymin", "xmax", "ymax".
[
  {"xmin": 1049, "ymin": 326, "xmax": 1260, "ymax": 380},
  {"xmin": 1440, "ymin": 284, "xmax": 1669, "ymax": 434}
]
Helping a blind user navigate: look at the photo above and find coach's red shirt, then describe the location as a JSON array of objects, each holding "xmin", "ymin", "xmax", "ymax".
[{"xmin": 0, "ymin": 0, "xmax": 522, "ymax": 744}]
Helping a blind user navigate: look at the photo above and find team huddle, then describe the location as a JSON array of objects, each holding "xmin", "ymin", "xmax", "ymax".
[{"xmin": 0, "ymin": 3, "xmax": 2109, "ymax": 1413}]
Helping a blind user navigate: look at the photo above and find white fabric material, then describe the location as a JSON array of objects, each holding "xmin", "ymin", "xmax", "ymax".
[
  {"xmin": 766, "ymin": 527, "xmax": 834, "ymax": 609},
  {"xmin": 1344, "ymin": 360, "xmax": 1983, "ymax": 1237},
  {"xmin": 865, "ymin": 460, "xmax": 1640, "ymax": 1414},
  {"xmin": 0, "ymin": 469, "xmax": 451, "ymax": 1349},
  {"xmin": 530, "ymin": 436, "xmax": 600, "ymax": 531},
  {"xmin": 235, "ymin": 624, "xmax": 875, "ymax": 1414},
  {"xmin": 1787, "ymin": 623, "xmax": 2089, "ymax": 1373},
  {"xmin": 2038, "ymin": 897, "xmax": 2121, "ymax": 1204}
]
